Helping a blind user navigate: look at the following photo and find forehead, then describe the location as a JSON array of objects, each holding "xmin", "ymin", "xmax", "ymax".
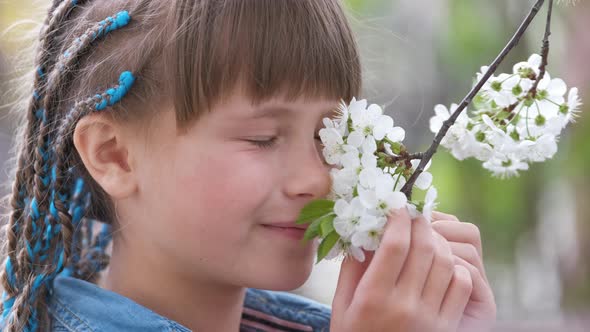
[{"xmin": 216, "ymin": 90, "xmax": 342, "ymax": 121}]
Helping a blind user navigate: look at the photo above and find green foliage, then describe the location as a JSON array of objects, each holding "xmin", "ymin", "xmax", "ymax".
[
  {"xmin": 317, "ymin": 231, "xmax": 340, "ymax": 263},
  {"xmin": 296, "ymin": 199, "xmax": 335, "ymax": 224}
]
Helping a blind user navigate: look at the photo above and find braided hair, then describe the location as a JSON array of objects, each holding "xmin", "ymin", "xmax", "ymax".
[{"xmin": 1, "ymin": 3, "xmax": 138, "ymax": 331}]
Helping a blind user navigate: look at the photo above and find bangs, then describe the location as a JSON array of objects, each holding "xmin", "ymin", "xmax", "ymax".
[{"xmin": 167, "ymin": 0, "xmax": 361, "ymax": 125}]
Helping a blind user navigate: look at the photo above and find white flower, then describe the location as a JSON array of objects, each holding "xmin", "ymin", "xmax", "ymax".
[
  {"xmin": 560, "ymin": 87, "xmax": 582, "ymax": 124},
  {"xmin": 531, "ymin": 72, "xmax": 567, "ymax": 118},
  {"xmin": 340, "ymin": 149, "xmax": 360, "ymax": 169},
  {"xmin": 483, "ymin": 74, "xmax": 519, "ymax": 107},
  {"xmin": 357, "ymin": 172, "xmax": 408, "ymax": 215},
  {"xmin": 513, "ymin": 54, "xmax": 542, "ymax": 78},
  {"xmin": 319, "ymin": 57, "xmax": 581, "ymax": 262},
  {"xmin": 430, "ymin": 104, "xmax": 454, "ymax": 133},
  {"xmin": 523, "ymin": 134, "xmax": 558, "ymax": 162},
  {"xmin": 349, "ymin": 101, "xmax": 396, "ymax": 141},
  {"xmin": 358, "ymin": 166, "xmax": 381, "ymax": 189},
  {"xmin": 405, "ymin": 186, "xmax": 437, "ymax": 222},
  {"xmin": 330, "ymin": 167, "xmax": 358, "ymax": 200},
  {"xmin": 422, "ymin": 186, "xmax": 438, "ymax": 222},
  {"xmin": 361, "ymin": 152, "xmax": 377, "ymax": 170},
  {"xmin": 475, "ymin": 65, "xmax": 492, "ymax": 84},
  {"xmin": 410, "ymin": 159, "xmax": 433, "ymax": 190},
  {"xmin": 351, "ymin": 216, "xmax": 387, "ymax": 251},
  {"xmin": 388, "ymin": 127, "xmax": 406, "ymax": 142},
  {"xmin": 430, "ymin": 104, "xmax": 471, "ymax": 153},
  {"xmin": 333, "ymin": 197, "xmax": 368, "ymax": 238},
  {"xmin": 324, "ymin": 239, "xmax": 365, "ymax": 262},
  {"xmin": 460, "ymin": 128, "xmax": 494, "ymax": 161},
  {"xmin": 319, "ymin": 127, "xmax": 349, "ymax": 166},
  {"xmin": 483, "ymin": 155, "xmax": 529, "ymax": 178},
  {"xmin": 322, "ymin": 102, "xmax": 349, "ymax": 137}
]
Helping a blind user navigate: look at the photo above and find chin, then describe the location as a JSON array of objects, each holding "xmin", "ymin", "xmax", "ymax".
[
  {"xmin": 262, "ymin": 271, "xmax": 312, "ymax": 291},
  {"xmin": 248, "ymin": 257, "xmax": 315, "ymax": 291}
]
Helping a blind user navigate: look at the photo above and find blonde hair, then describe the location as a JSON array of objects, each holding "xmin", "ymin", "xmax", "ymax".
[{"xmin": 0, "ymin": 0, "xmax": 361, "ymax": 330}]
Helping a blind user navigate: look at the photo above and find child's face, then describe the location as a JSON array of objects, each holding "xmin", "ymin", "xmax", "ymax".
[{"xmin": 123, "ymin": 90, "xmax": 336, "ymax": 290}]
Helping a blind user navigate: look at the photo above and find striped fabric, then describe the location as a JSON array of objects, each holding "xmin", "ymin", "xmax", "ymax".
[{"xmin": 240, "ymin": 307, "xmax": 314, "ymax": 332}]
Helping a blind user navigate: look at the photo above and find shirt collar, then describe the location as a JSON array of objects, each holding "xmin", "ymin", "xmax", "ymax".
[{"xmin": 49, "ymin": 273, "xmax": 191, "ymax": 332}]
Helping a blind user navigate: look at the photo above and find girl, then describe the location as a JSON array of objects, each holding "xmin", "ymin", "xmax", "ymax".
[{"xmin": 0, "ymin": 0, "xmax": 496, "ymax": 331}]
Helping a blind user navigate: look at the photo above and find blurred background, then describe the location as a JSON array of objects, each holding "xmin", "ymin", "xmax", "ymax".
[{"xmin": 1, "ymin": 0, "xmax": 589, "ymax": 331}]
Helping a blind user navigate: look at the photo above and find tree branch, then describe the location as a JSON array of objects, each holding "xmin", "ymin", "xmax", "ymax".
[
  {"xmin": 401, "ymin": 0, "xmax": 549, "ymax": 200},
  {"xmin": 531, "ymin": 0, "xmax": 553, "ymax": 97}
]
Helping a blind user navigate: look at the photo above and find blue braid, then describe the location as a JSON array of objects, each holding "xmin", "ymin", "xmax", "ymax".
[
  {"xmin": 2, "ymin": 1, "xmax": 86, "ymax": 329},
  {"xmin": 60, "ymin": 178, "xmax": 90, "ymax": 278},
  {"xmin": 95, "ymin": 71, "xmax": 135, "ymax": 110},
  {"xmin": 2, "ymin": 258, "xmax": 17, "ymax": 291},
  {"xmin": 95, "ymin": 224, "xmax": 112, "ymax": 250},
  {"xmin": 4, "ymin": 63, "xmax": 136, "ymax": 328},
  {"xmin": 36, "ymin": 67, "xmax": 45, "ymax": 80},
  {"xmin": 93, "ymin": 11, "xmax": 131, "ymax": 39},
  {"xmin": 1, "ymin": 292, "xmax": 15, "ymax": 321},
  {"xmin": 58, "ymin": 11, "xmax": 130, "ymax": 71}
]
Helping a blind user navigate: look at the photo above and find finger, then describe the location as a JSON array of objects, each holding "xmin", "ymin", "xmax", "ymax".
[
  {"xmin": 453, "ymin": 255, "xmax": 495, "ymax": 304},
  {"xmin": 432, "ymin": 220, "xmax": 483, "ymax": 259},
  {"xmin": 432, "ymin": 211, "xmax": 459, "ymax": 222},
  {"xmin": 333, "ymin": 250, "xmax": 374, "ymax": 313},
  {"xmin": 395, "ymin": 215, "xmax": 435, "ymax": 297},
  {"xmin": 421, "ymin": 231, "xmax": 455, "ymax": 314},
  {"xmin": 449, "ymin": 242, "xmax": 488, "ymax": 284},
  {"xmin": 439, "ymin": 265, "xmax": 473, "ymax": 331},
  {"xmin": 360, "ymin": 207, "xmax": 412, "ymax": 291}
]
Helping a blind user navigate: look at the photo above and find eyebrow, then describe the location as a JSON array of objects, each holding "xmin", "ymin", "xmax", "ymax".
[{"xmin": 250, "ymin": 105, "xmax": 339, "ymax": 120}]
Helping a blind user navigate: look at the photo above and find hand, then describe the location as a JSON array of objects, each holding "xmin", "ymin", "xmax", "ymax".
[
  {"xmin": 432, "ymin": 211, "xmax": 497, "ymax": 332},
  {"xmin": 331, "ymin": 208, "xmax": 473, "ymax": 332}
]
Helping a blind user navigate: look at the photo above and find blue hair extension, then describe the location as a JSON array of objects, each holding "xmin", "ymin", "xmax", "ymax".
[
  {"xmin": 1, "ymin": 213, "xmax": 43, "ymax": 322},
  {"xmin": 93, "ymin": 11, "xmax": 130, "ymax": 39},
  {"xmin": 1, "ymin": 291, "xmax": 15, "ymax": 320},
  {"xmin": 57, "ymin": 11, "xmax": 131, "ymax": 70},
  {"xmin": 3, "ymin": 258, "xmax": 17, "ymax": 291},
  {"xmin": 58, "ymin": 180, "xmax": 93, "ymax": 280},
  {"xmin": 95, "ymin": 223, "xmax": 112, "ymax": 250},
  {"xmin": 36, "ymin": 67, "xmax": 45, "ymax": 80},
  {"xmin": 2, "ymin": 2, "xmax": 91, "ymax": 330},
  {"xmin": 94, "ymin": 71, "xmax": 135, "ymax": 111}
]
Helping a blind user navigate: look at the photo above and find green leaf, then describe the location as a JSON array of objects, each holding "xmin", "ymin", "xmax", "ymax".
[
  {"xmin": 295, "ymin": 199, "xmax": 335, "ymax": 224},
  {"xmin": 317, "ymin": 231, "xmax": 340, "ymax": 263},
  {"xmin": 319, "ymin": 214, "xmax": 335, "ymax": 237},
  {"xmin": 302, "ymin": 217, "xmax": 322, "ymax": 241}
]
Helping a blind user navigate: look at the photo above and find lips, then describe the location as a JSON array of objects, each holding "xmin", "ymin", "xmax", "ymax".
[
  {"xmin": 262, "ymin": 222, "xmax": 308, "ymax": 230},
  {"xmin": 261, "ymin": 223, "xmax": 308, "ymax": 241}
]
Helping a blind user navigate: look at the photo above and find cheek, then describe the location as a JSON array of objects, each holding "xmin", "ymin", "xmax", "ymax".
[
  {"xmin": 175, "ymin": 152, "xmax": 274, "ymax": 217},
  {"xmin": 156, "ymin": 143, "xmax": 277, "ymax": 247}
]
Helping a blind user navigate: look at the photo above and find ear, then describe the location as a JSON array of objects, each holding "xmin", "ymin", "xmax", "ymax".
[{"xmin": 73, "ymin": 113, "xmax": 137, "ymax": 199}]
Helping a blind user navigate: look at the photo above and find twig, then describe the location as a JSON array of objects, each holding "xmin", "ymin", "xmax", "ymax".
[
  {"xmin": 378, "ymin": 151, "xmax": 424, "ymax": 170},
  {"xmin": 401, "ymin": 0, "xmax": 549, "ymax": 199},
  {"xmin": 531, "ymin": 0, "xmax": 553, "ymax": 97},
  {"xmin": 394, "ymin": 152, "xmax": 424, "ymax": 163}
]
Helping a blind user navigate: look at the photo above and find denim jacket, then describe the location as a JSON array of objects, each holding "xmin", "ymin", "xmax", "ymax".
[{"xmin": 47, "ymin": 272, "xmax": 331, "ymax": 331}]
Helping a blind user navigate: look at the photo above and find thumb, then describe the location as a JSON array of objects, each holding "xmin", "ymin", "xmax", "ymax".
[{"xmin": 332, "ymin": 250, "xmax": 373, "ymax": 313}]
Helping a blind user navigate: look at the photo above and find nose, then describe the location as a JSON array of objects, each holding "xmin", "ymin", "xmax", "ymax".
[{"xmin": 282, "ymin": 139, "xmax": 332, "ymax": 200}]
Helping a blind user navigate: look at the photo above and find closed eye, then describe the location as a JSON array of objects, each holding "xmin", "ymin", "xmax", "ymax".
[
  {"xmin": 248, "ymin": 135, "xmax": 322, "ymax": 150},
  {"xmin": 247, "ymin": 137, "xmax": 277, "ymax": 149}
]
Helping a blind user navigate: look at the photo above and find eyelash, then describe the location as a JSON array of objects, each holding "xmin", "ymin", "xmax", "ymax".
[
  {"xmin": 247, "ymin": 136, "xmax": 323, "ymax": 149},
  {"xmin": 249, "ymin": 137, "xmax": 278, "ymax": 149}
]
